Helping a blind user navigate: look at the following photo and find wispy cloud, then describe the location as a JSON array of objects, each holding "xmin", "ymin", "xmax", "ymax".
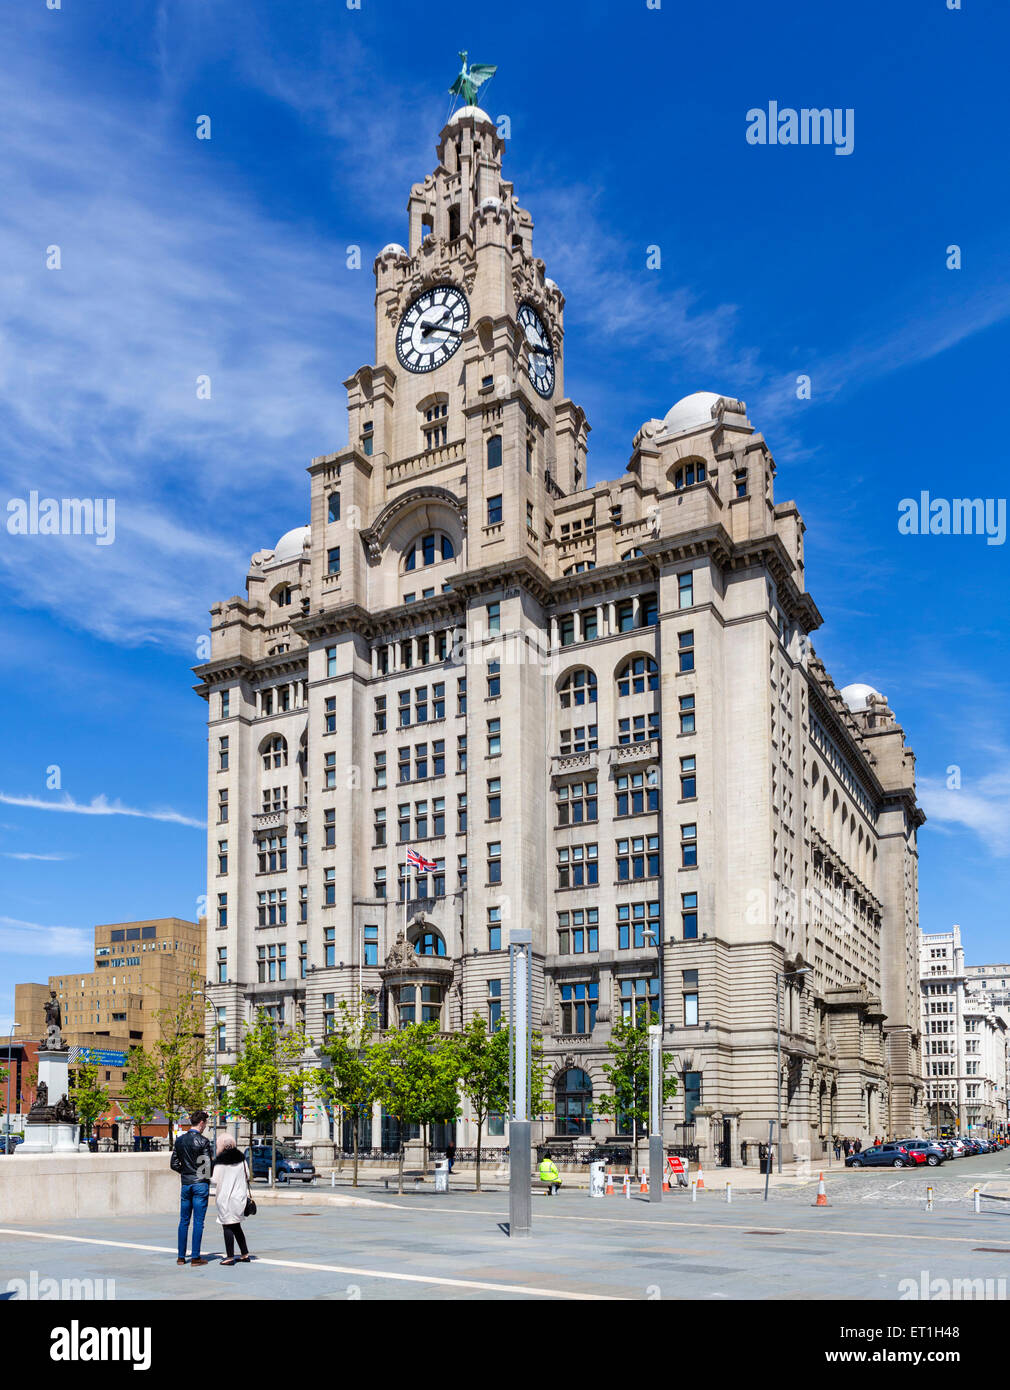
[
  {"xmin": 0, "ymin": 792, "xmax": 205, "ymax": 830},
  {"xmin": 0, "ymin": 915, "xmax": 92, "ymax": 957},
  {"xmin": 1, "ymin": 852, "xmax": 73, "ymax": 862},
  {"xmin": 919, "ymin": 761, "xmax": 1010, "ymax": 860}
]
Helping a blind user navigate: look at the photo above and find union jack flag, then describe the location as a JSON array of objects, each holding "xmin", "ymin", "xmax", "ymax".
[{"xmin": 406, "ymin": 848, "xmax": 438, "ymax": 873}]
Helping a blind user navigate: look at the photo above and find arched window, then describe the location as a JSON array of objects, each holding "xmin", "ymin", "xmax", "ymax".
[
  {"xmin": 262, "ymin": 735, "xmax": 288, "ymax": 770},
  {"xmin": 563, "ymin": 561, "xmax": 596, "ymax": 575},
  {"xmin": 327, "ymin": 492, "xmax": 341, "ymax": 523},
  {"xmin": 403, "ymin": 532, "xmax": 455, "ymax": 572},
  {"xmin": 621, "ymin": 548, "xmax": 644, "ymax": 560},
  {"xmin": 559, "ymin": 668, "xmax": 597, "ymax": 709},
  {"xmin": 617, "ymin": 656, "xmax": 659, "ymax": 697},
  {"xmin": 413, "ymin": 930, "xmax": 446, "ymax": 957},
  {"xmin": 555, "ymin": 1067, "xmax": 593, "ymax": 1136},
  {"xmin": 486, "ymin": 435, "xmax": 502, "ymax": 470},
  {"xmin": 271, "ymin": 585, "xmax": 293, "ymax": 607},
  {"xmin": 673, "ymin": 459, "xmax": 707, "ymax": 490},
  {"xmin": 420, "ymin": 396, "xmax": 448, "ymax": 450}
]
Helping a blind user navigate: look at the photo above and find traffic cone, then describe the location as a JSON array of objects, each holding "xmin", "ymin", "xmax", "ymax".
[
  {"xmin": 695, "ymin": 1164, "xmax": 705, "ymax": 1191},
  {"xmin": 662, "ymin": 1167, "xmax": 670, "ymax": 1192},
  {"xmin": 605, "ymin": 1169, "xmax": 614, "ymax": 1196},
  {"xmin": 623, "ymin": 1169, "xmax": 630, "ymax": 1199},
  {"xmin": 640, "ymin": 1169, "xmax": 648, "ymax": 1194},
  {"xmin": 813, "ymin": 1171, "xmax": 829, "ymax": 1207}
]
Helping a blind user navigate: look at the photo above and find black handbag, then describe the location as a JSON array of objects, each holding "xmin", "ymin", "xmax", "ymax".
[{"xmin": 244, "ymin": 1196, "xmax": 257, "ymax": 1217}]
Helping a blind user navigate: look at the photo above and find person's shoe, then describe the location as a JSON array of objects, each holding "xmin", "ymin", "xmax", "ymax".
[
  {"xmin": 177, "ymin": 1258, "xmax": 187, "ymax": 1265},
  {"xmin": 191, "ymin": 1258, "xmax": 209, "ymax": 1267},
  {"xmin": 220, "ymin": 1258, "xmax": 236, "ymax": 1266},
  {"xmin": 237, "ymin": 1255, "xmax": 252, "ymax": 1263}
]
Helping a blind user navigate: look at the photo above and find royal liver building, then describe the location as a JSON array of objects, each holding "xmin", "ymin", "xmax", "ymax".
[{"xmin": 195, "ymin": 102, "xmax": 925, "ymax": 1162}]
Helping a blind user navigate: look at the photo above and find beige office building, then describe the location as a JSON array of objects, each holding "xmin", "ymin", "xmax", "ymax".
[{"xmin": 195, "ymin": 105, "xmax": 926, "ymax": 1163}]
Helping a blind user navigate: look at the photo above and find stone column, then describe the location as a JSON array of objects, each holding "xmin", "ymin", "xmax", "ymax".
[{"xmin": 691, "ymin": 1105, "xmax": 714, "ymax": 1167}]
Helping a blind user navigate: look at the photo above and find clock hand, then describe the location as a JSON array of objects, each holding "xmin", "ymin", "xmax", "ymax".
[
  {"xmin": 422, "ymin": 325, "xmax": 463, "ymax": 340},
  {"xmin": 421, "ymin": 308, "xmax": 453, "ymax": 337}
]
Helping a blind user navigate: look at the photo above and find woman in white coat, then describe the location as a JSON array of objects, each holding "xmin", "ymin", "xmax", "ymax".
[{"xmin": 211, "ymin": 1134, "xmax": 252, "ymax": 1265}]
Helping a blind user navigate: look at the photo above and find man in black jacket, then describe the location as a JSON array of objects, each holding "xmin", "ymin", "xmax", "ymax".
[{"xmin": 171, "ymin": 1111, "xmax": 214, "ymax": 1266}]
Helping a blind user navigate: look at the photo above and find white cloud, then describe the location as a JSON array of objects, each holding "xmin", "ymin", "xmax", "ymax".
[
  {"xmin": 0, "ymin": 916, "xmax": 92, "ymax": 957},
  {"xmin": 919, "ymin": 763, "xmax": 1010, "ymax": 859},
  {"xmin": 0, "ymin": 792, "xmax": 205, "ymax": 830},
  {"xmin": 1, "ymin": 852, "xmax": 73, "ymax": 862}
]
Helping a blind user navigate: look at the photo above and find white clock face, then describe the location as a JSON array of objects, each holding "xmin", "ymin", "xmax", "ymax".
[
  {"xmin": 396, "ymin": 285, "xmax": 470, "ymax": 373},
  {"xmin": 518, "ymin": 302, "xmax": 555, "ymax": 398}
]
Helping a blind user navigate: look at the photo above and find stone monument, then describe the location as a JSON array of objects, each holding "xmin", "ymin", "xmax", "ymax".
[{"xmin": 17, "ymin": 991, "xmax": 80, "ymax": 1154}]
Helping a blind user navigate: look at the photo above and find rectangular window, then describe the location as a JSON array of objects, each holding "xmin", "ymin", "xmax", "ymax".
[
  {"xmin": 220, "ymin": 690, "xmax": 230, "ymax": 719},
  {"xmin": 617, "ymin": 900, "xmax": 660, "ymax": 951},
  {"xmin": 678, "ymin": 572, "xmax": 694, "ymax": 609},
  {"xmin": 457, "ymin": 677, "xmax": 467, "ymax": 716},
  {"xmin": 218, "ymin": 737, "xmax": 229, "ymax": 771},
  {"xmin": 218, "ymin": 788, "xmax": 229, "ymax": 823},
  {"xmin": 487, "ymin": 777, "xmax": 501, "ymax": 820},
  {"xmin": 218, "ymin": 840, "xmax": 228, "ymax": 875},
  {"xmin": 616, "ymin": 835, "xmax": 660, "ymax": 881},
  {"xmin": 373, "ymin": 696, "xmax": 386, "ymax": 733},
  {"xmin": 559, "ymin": 614, "xmax": 575, "ymax": 647},
  {"xmin": 487, "ymin": 435, "xmax": 502, "ymax": 469},
  {"xmin": 432, "ymin": 683, "xmax": 445, "ymax": 719},
  {"xmin": 561, "ymin": 982, "xmax": 598, "ymax": 1034},
  {"xmin": 399, "ymin": 746, "xmax": 411, "ymax": 783},
  {"xmin": 328, "ymin": 492, "xmax": 341, "ymax": 523},
  {"xmin": 619, "ymin": 975, "xmax": 659, "ymax": 1023},
  {"xmin": 561, "ymin": 724, "xmax": 598, "ymax": 755},
  {"xmin": 363, "ymin": 924, "xmax": 379, "ymax": 967},
  {"xmin": 615, "ymin": 600, "xmax": 634, "ymax": 632},
  {"xmin": 487, "ymin": 495, "xmax": 503, "ymax": 526},
  {"xmin": 217, "ymin": 893, "xmax": 227, "ymax": 928},
  {"xmin": 557, "ymin": 907, "xmax": 599, "ymax": 955},
  {"xmin": 327, "ymin": 547, "xmax": 341, "ymax": 575},
  {"xmin": 374, "ymin": 866, "xmax": 387, "ymax": 899},
  {"xmin": 324, "ymin": 927, "xmax": 335, "ymax": 968},
  {"xmin": 432, "ymin": 739, "xmax": 445, "ymax": 777},
  {"xmin": 374, "ymin": 751, "xmax": 387, "ymax": 788},
  {"xmin": 557, "ymin": 843, "xmax": 599, "ymax": 889},
  {"xmin": 684, "ymin": 992, "xmax": 699, "ymax": 1027},
  {"xmin": 615, "ymin": 771, "xmax": 659, "ymax": 817},
  {"xmin": 323, "ymin": 808, "xmax": 336, "ymax": 847},
  {"xmin": 527, "ymin": 500, "xmax": 534, "ymax": 530},
  {"xmin": 487, "ymin": 842, "xmax": 502, "ymax": 884},
  {"xmin": 679, "ymin": 694, "xmax": 696, "ymax": 735},
  {"xmin": 581, "ymin": 608, "xmax": 598, "ymax": 641},
  {"xmin": 299, "ymin": 885, "xmax": 308, "ymax": 924},
  {"xmin": 326, "ymin": 646, "xmax": 337, "ymax": 678},
  {"xmin": 640, "ymin": 592, "xmax": 658, "ymax": 626},
  {"xmin": 486, "ymin": 602, "xmax": 500, "ymax": 635},
  {"xmin": 488, "ymin": 906, "xmax": 501, "ymax": 952},
  {"xmin": 681, "ymin": 823, "xmax": 697, "ymax": 866},
  {"xmin": 487, "ymin": 718, "xmax": 501, "ymax": 756},
  {"xmin": 415, "ymin": 685, "xmax": 428, "ymax": 723},
  {"xmin": 557, "ymin": 780, "xmax": 598, "ymax": 826},
  {"xmin": 678, "ymin": 630, "xmax": 695, "ymax": 673},
  {"xmin": 682, "ymin": 892, "xmax": 698, "ymax": 939},
  {"xmin": 457, "ymin": 793, "xmax": 467, "ymax": 832},
  {"xmin": 487, "ymin": 661, "xmax": 501, "ymax": 699},
  {"xmin": 617, "ymin": 713, "xmax": 660, "ymax": 744},
  {"xmin": 398, "ymin": 804, "xmax": 410, "ymax": 843},
  {"xmin": 323, "ymin": 868, "xmax": 335, "ymax": 907},
  {"xmin": 324, "ymin": 751, "xmax": 337, "ymax": 789},
  {"xmin": 216, "ymin": 947, "xmax": 227, "ymax": 984},
  {"xmin": 457, "ymin": 734, "xmax": 467, "ymax": 773},
  {"xmin": 488, "ymin": 979, "xmax": 502, "ymax": 1032},
  {"xmin": 680, "ymin": 756, "xmax": 697, "ymax": 799}
]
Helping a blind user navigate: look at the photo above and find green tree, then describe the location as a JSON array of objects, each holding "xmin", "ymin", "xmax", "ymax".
[
  {"xmin": 121, "ymin": 1046, "xmax": 160, "ymax": 1143},
  {"xmin": 314, "ymin": 1001, "xmax": 375, "ymax": 1188},
  {"xmin": 368, "ymin": 1021, "xmax": 443, "ymax": 1194},
  {"xmin": 455, "ymin": 1016, "xmax": 508, "ymax": 1191},
  {"xmin": 226, "ymin": 1010, "xmax": 310, "ymax": 1187},
  {"xmin": 418, "ymin": 1035, "xmax": 462, "ymax": 1174},
  {"xmin": 593, "ymin": 1014, "xmax": 678, "ymax": 1148},
  {"xmin": 152, "ymin": 980, "xmax": 213, "ymax": 1144},
  {"xmin": 70, "ymin": 1062, "xmax": 110, "ymax": 1140}
]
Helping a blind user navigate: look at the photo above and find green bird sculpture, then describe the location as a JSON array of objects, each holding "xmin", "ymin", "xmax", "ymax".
[{"xmin": 448, "ymin": 51, "xmax": 497, "ymax": 109}]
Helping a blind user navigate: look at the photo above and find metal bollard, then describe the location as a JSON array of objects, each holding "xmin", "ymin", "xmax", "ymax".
[
  {"xmin": 974, "ymin": 1187, "xmax": 981, "ymax": 1214},
  {"xmin": 725, "ymin": 1182, "xmax": 732, "ymax": 1204},
  {"xmin": 691, "ymin": 1179, "xmax": 697, "ymax": 1203},
  {"xmin": 330, "ymin": 1171, "xmax": 335, "ymax": 1188},
  {"xmin": 925, "ymin": 1186, "xmax": 933, "ymax": 1211}
]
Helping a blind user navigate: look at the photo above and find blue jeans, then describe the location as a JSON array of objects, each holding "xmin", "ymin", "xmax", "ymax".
[{"xmin": 178, "ymin": 1181, "xmax": 210, "ymax": 1260}]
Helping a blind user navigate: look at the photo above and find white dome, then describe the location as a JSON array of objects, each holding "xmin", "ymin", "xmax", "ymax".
[
  {"xmin": 379, "ymin": 242, "xmax": 407, "ymax": 257},
  {"xmin": 840, "ymin": 683, "xmax": 884, "ymax": 712},
  {"xmin": 270, "ymin": 525, "xmax": 310, "ymax": 565},
  {"xmin": 661, "ymin": 391, "xmax": 726, "ymax": 436},
  {"xmin": 545, "ymin": 277, "xmax": 559, "ymax": 292},
  {"xmin": 446, "ymin": 105, "xmax": 494, "ymax": 126}
]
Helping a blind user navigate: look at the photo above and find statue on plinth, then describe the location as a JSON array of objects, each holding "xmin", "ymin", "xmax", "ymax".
[{"xmin": 41, "ymin": 990, "xmax": 63, "ymax": 1051}]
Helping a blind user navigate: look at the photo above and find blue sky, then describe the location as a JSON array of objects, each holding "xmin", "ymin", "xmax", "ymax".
[{"xmin": 1, "ymin": 0, "xmax": 1007, "ymax": 1026}]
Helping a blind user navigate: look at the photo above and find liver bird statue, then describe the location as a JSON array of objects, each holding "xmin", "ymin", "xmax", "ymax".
[{"xmin": 448, "ymin": 52, "xmax": 497, "ymax": 108}]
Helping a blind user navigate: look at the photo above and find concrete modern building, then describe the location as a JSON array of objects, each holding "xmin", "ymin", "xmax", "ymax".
[
  {"xmin": 195, "ymin": 104, "xmax": 926, "ymax": 1163},
  {"xmin": 920, "ymin": 926, "xmax": 1008, "ymax": 1137},
  {"xmin": 14, "ymin": 917, "xmax": 205, "ymax": 1114}
]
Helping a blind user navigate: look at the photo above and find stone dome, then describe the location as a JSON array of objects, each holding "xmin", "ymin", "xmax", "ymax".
[
  {"xmin": 661, "ymin": 391, "xmax": 726, "ymax": 436},
  {"xmin": 445, "ymin": 105, "xmax": 494, "ymax": 127},
  {"xmin": 840, "ymin": 683, "xmax": 885, "ymax": 712},
  {"xmin": 270, "ymin": 525, "xmax": 310, "ymax": 566},
  {"xmin": 379, "ymin": 242, "xmax": 407, "ymax": 257}
]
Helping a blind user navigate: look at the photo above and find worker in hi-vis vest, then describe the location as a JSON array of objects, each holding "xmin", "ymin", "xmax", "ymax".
[{"xmin": 538, "ymin": 1151, "xmax": 561, "ymax": 1195}]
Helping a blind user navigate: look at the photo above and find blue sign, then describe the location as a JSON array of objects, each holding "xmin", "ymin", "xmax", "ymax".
[{"xmin": 71, "ymin": 1047, "xmax": 128, "ymax": 1068}]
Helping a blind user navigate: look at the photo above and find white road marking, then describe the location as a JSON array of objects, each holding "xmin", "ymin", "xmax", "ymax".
[{"xmin": 0, "ymin": 1227, "xmax": 613, "ymax": 1300}]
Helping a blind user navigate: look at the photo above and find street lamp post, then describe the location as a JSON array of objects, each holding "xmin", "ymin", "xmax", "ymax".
[
  {"xmin": 508, "ymin": 928, "xmax": 533, "ymax": 1239},
  {"xmin": 643, "ymin": 927, "xmax": 664, "ymax": 1198},
  {"xmin": 4, "ymin": 1024, "xmax": 20, "ymax": 1144},
  {"xmin": 776, "ymin": 967, "xmax": 810, "ymax": 1173}
]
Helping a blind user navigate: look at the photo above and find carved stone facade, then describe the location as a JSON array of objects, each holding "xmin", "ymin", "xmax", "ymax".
[{"xmin": 195, "ymin": 107, "xmax": 925, "ymax": 1159}]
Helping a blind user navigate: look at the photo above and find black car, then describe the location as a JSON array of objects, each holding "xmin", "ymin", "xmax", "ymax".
[{"xmin": 845, "ymin": 1142, "xmax": 915, "ymax": 1168}]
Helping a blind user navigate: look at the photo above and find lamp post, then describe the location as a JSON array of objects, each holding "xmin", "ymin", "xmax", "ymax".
[
  {"xmin": 776, "ymin": 967, "xmax": 810, "ymax": 1173},
  {"xmin": 4, "ymin": 1023, "xmax": 20, "ymax": 1144},
  {"xmin": 508, "ymin": 928, "xmax": 532, "ymax": 1238},
  {"xmin": 642, "ymin": 927, "xmax": 665, "ymax": 1198}
]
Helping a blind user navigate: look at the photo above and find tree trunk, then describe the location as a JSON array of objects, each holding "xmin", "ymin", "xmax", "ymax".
[
  {"xmin": 398, "ymin": 1125, "xmax": 405, "ymax": 1195},
  {"xmin": 352, "ymin": 1109, "xmax": 359, "ymax": 1189},
  {"xmin": 270, "ymin": 1105, "xmax": 277, "ymax": 1190},
  {"xmin": 475, "ymin": 1113, "xmax": 483, "ymax": 1192},
  {"xmin": 422, "ymin": 1121, "xmax": 429, "ymax": 1175}
]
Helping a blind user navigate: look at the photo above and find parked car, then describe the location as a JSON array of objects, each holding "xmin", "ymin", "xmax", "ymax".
[
  {"xmin": 961, "ymin": 1139, "xmax": 982, "ymax": 1156},
  {"xmin": 846, "ymin": 1142, "xmax": 915, "ymax": 1168},
  {"xmin": 245, "ymin": 1143, "xmax": 316, "ymax": 1184},
  {"xmin": 895, "ymin": 1140, "xmax": 945, "ymax": 1166},
  {"xmin": 0, "ymin": 1134, "xmax": 23, "ymax": 1155}
]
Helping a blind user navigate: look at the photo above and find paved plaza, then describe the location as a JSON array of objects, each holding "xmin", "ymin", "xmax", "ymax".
[{"xmin": 4, "ymin": 1161, "xmax": 1010, "ymax": 1301}]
